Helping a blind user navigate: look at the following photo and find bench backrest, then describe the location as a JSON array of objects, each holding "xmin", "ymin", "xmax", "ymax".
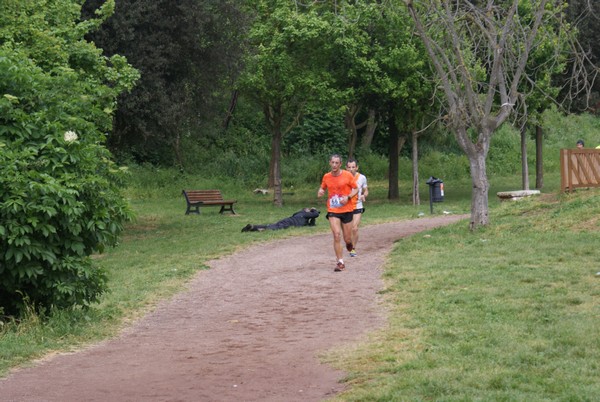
[{"xmin": 183, "ymin": 190, "xmax": 224, "ymax": 203}]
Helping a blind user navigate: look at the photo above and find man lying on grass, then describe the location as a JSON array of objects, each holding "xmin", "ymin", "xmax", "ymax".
[{"xmin": 241, "ymin": 208, "xmax": 320, "ymax": 232}]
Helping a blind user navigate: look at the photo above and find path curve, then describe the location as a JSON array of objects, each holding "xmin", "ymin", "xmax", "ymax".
[{"xmin": 1, "ymin": 215, "xmax": 465, "ymax": 402}]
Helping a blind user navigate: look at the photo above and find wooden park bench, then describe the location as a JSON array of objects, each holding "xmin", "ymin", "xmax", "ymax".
[{"xmin": 181, "ymin": 190, "xmax": 237, "ymax": 215}]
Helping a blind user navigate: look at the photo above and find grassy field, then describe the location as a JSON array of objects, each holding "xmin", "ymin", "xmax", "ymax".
[
  {"xmin": 2, "ymin": 171, "xmax": 599, "ymax": 400},
  {"xmin": 327, "ymin": 179, "xmax": 600, "ymax": 401}
]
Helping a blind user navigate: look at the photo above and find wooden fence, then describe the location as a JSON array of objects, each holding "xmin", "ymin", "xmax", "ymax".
[{"xmin": 560, "ymin": 149, "xmax": 600, "ymax": 192}]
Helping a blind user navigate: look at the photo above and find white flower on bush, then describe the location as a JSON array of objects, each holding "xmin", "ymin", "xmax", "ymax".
[{"xmin": 64, "ymin": 130, "xmax": 78, "ymax": 142}]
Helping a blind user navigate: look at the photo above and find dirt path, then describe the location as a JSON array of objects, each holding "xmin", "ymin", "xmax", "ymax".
[{"xmin": 1, "ymin": 215, "xmax": 465, "ymax": 402}]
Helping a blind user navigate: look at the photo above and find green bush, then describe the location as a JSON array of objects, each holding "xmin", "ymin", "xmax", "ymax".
[
  {"xmin": 419, "ymin": 151, "xmax": 470, "ymax": 180},
  {"xmin": 487, "ymin": 124, "xmax": 523, "ymax": 176},
  {"xmin": 360, "ymin": 152, "xmax": 391, "ymax": 181},
  {"xmin": 0, "ymin": 1, "xmax": 137, "ymax": 316},
  {"xmin": 542, "ymin": 107, "xmax": 600, "ymax": 173},
  {"xmin": 285, "ymin": 110, "xmax": 348, "ymax": 156},
  {"xmin": 543, "ymin": 106, "xmax": 600, "ymax": 150}
]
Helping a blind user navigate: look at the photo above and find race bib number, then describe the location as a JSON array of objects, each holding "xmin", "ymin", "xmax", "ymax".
[{"xmin": 329, "ymin": 194, "xmax": 343, "ymax": 208}]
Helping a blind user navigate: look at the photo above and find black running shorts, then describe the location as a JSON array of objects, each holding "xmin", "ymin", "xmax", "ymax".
[{"xmin": 326, "ymin": 211, "xmax": 354, "ymax": 224}]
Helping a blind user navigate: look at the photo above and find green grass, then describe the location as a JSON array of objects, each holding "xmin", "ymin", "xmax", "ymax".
[
  {"xmin": 325, "ymin": 186, "xmax": 600, "ymax": 401},
  {"xmin": 2, "ymin": 171, "xmax": 599, "ymax": 402}
]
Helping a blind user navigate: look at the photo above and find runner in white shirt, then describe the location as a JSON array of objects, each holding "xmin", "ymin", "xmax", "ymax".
[{"xmin": 346, "ymin": 158, "xmax": 368, "ymax": 257}]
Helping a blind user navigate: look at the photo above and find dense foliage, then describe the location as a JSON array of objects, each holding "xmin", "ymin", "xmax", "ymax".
[
  {"xmin": 82, "ymin": 0, "xmax": 248, "ymax": 166},
  {"xmin": 79, "ymin": 0, "xmax": 598, "ymax": 197},
  {"xmin": 0, "ymin": 0, "xmax": 138, "ymax": 316},
  {"xmin": 74, "ymin": 0, "xmax": 598, "ymax": 174}
]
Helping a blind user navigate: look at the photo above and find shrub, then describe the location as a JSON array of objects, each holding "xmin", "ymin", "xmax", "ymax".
[
  {"xmin": 285, "ymin": 111, "xmax": 348, "ymax": 156},
  {"xmin": 419, "ymin": 151, "xmax": 470, "ymax": 180},
  {"xmin": 487, "ymin": 124, "xmax": 523, "ymax": 176},
  {"xmin": 0, "ymin": 1, "xmax": 138, "ymax": 316}
]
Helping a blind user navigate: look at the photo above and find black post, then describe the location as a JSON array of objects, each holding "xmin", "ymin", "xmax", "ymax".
[{"xmin": 429, "ymin": 184, "xmax": 434, "ymax": 214}]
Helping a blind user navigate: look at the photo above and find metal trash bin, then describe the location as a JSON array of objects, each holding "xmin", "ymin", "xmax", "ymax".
[
  {"xmin": 426, "ymin": 177, "xmax": 444, "ymax": 202},
  {"xmin": 426, "ymin": 177, "xmax": 444, "ymax": 213}
]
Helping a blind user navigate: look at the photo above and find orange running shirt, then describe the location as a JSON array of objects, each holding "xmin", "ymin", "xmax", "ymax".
[{"xmin": 320, "ymin": 170, "xmax": 357, "ymax": 213}]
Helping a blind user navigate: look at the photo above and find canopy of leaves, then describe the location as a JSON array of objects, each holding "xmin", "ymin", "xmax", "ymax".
[
  {"xmin": 328, "ymin": 2, "xmax": 431, "ymax": 113},
  {"xmin": 238, "ymin": 0, "xmax": 336, "ymax": 119}
]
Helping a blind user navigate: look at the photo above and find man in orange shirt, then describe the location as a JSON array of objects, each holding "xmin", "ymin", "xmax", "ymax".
[{"xmin": 318, "ymin": 154, "xmax": 358, "ymax": 272}]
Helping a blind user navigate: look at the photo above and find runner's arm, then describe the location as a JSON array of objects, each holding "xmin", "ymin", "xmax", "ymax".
[
  {"xmin": 362, "ymin": 186, "xmax": 369, "ymax": 201},
  {"xmin": 343, "ymin": 187, "xmax": 359, "ymax": 204}
]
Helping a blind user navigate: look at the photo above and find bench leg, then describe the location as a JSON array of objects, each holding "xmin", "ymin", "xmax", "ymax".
[
  {"xmin": 185, "ymin": 205, "xmax": 201, "ymax": 215},
  {"xmin": 219, "ymin": 205, "xmax": 236, "ymax": 215}
]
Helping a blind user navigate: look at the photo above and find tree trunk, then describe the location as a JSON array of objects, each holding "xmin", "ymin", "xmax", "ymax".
[
  {"xmin": 535, "ymin": 125, "xmax": 543, "ymax": 189},
  {"xmin": 388, "ymin": 114, "xmax": 400, "ymax": 200},
  {"xmin": 360, "ymin": 108, "xmax": 377, "ymax": 150},
  {"xmin": 468, "ymin": 151, "xmax": 489, "ymax": 229},
  {"xmin": 173, "ymin": 131, "xmax": 183, "ymax": 169},
  {"xmin": 412, "ymin": 129, "xmax": 420, "ymax": 205},
  {"xmin": 265, "ymin": 105, "xmax": 275, "ymax": 188},
  {"xmin": 222, "ymin": 90, "xmax": 238, "ymax": 130},
  {"xmin": 344, "ymin": 104, "xmax": 360, "ymax": 159},
  {"xmin": 521, "ymin": 123, "xmax": 530, "ymax": 190},
  {"xmin": 270, "ymin": 125, "xmax": 283, "ymax": 207},
  {"xmin": 265, "ymin": 104, "xmax": 283, "ymax": 207}
]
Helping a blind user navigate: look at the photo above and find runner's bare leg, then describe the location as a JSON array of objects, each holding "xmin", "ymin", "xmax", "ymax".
[
  {"xmin": 328, "ymin": 216, "xmax": 343, "ymax": 260},
  {"xmin": 342, "ymin": 220, "xmax": 353, "ymax": 250},
  {"xmin": 351, "ymin": 213, "xmax": 362, "ymax": 248}
]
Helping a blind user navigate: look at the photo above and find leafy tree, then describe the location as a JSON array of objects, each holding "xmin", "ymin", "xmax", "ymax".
[
  {"xmin": 324, "ymin": 2, "xmax": 391, "ymax": 158},
  {"xmin": 238, "ymin": 0, "xmax": 335, "ymax": 206},
  {"xmin": 0, "ymin": 0, "xmax": 138, "ymax": 315},
  {"xmin": 516, "ymin": 24, "xmax": 567, "ymax": 190},
  {"xmin": 82, "ymin": 0, "xmax": 248, "ymax": 166},
  {"xmin": 317, "ymin": 1, "xmax": 435, "ymax": 201},
  {"xmin": 332, "ymin": 1, "xmax": 433, "ymax": 202},
  {"xmin": 374, "ymin": 5, "xmax": 435, "ymax": 201}
]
